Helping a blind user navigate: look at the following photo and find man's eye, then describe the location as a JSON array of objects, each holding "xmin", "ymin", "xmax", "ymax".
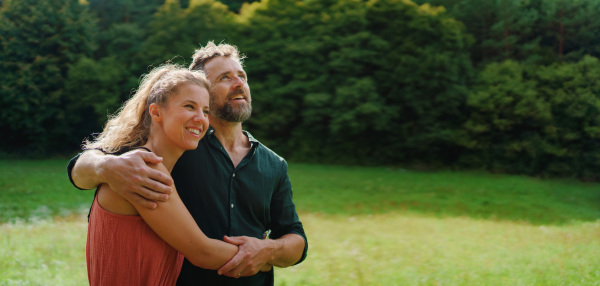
[{"xmin": 185, "ymin": 104, "xmax": 195, "ymax": 109}]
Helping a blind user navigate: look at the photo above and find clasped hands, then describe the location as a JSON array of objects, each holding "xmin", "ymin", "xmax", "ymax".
[{"xmin": 218, "ymin": 235, "xmax": 274, "ymax": 278}]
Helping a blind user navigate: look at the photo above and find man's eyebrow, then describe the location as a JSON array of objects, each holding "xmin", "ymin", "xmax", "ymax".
[{"xmin": 213, "ymin": 71, "xmax": 230, "ymax": 79}]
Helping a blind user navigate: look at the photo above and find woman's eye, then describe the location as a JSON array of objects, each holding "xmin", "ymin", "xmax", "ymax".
[{"xmin": 185, "ymin": 104, "xmax": 194, "ymax": 109}]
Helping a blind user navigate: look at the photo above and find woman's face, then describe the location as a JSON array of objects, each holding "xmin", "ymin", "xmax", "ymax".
[{"xmin": 159, "ymin": 83, "xmax": 210, "ymax": 151}]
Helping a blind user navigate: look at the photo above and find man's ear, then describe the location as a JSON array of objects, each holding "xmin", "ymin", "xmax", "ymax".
[{"xmin": 149, "ymin": 103, "xmax": 162, "ymax": 122}]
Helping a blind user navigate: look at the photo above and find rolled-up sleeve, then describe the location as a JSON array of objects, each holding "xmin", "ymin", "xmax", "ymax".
[
  {"xmin": 269, "ymin": 160, "xmax": 308, "ymax": 265},
  {"xmin": 66, "ymin": 152, "xmax": 87, "ymax": 190}
]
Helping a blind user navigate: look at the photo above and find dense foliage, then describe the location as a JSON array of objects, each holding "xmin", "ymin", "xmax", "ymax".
[
  {"xmin": 0, "ymin": 0, "xmax": 96, "ymax": 154},
  {"xmin": 1, "ymin": 0, "xmax": 599, "ymax": 179}
]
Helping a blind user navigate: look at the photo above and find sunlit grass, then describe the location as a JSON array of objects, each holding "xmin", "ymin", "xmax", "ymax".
[
  {"xmin": 275, "ymin": 213, "xmax": 600, "ymax": 285},
  {"xmin": 0, "ymin": 214, "xmax": 88, "ymax": 285},
  {"xmin": 1, "ymin": 213, "xmax": 599, "ymax": 285},
  {"xmin": 1, "ymin": 160, "xmax": 600, "ymax": 285}
]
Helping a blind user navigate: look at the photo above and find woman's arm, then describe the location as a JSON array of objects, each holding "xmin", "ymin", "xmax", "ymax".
[{"xmin": 130, "ymin": 162, "xmax": 238, "ymax": 270}]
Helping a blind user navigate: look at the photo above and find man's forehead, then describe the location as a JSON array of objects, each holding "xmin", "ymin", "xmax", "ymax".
[{"xmin": 204, "ymin": 56, "xmax": 244, "ymax": 76}]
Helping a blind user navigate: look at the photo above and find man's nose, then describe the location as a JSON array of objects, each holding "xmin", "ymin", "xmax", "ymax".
[{"xmin": 232, "ymin": 76, "xmax": 244, "ymax": 87}]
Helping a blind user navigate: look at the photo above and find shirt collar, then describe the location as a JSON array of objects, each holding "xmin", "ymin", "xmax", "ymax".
[{"xmin": 206, "ymin": 126, "xmax": 259, "ymax": 145}]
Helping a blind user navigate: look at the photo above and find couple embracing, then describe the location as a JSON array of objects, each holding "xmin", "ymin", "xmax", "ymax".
[{"xmin": 67, "ymin": 42, "xmax": 307, "ymax": 285}]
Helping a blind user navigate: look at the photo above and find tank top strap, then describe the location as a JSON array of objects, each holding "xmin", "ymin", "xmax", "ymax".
[{"xmin": 135, "ymin": 146, "xmax": 152, "ymax": 152}]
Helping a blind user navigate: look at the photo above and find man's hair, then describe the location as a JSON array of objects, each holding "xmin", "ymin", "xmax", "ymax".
[{"xmin": 189, "ymin": 41, "xmax": 246, "ymax": 72}]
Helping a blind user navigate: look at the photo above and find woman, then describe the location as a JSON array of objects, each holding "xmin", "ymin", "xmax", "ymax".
[{"xmin": 83, "ymin": 64, "xmax": 265, "ymax": 285}]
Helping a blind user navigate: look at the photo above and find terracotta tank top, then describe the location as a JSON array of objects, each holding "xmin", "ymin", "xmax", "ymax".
[{"xmin": 86, "ymin": 195, "xmax": 184, "ymax": 285}]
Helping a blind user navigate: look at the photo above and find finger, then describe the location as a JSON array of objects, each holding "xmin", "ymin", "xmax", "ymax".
[
  {"xmin": 260, "ymin": 264, "xmax": 273, "ymax": 272},
  {"xmin": 127, "ymin": 193, "xmax": 158, "ymax": 209},
  {"xmin": 223, "ymin": 235, "xmax": 245, "ymax": 245},
  {"xmin": 221, "ymin": 271, "xmax": 241, "ymax": 278},
  {"xmin": 139, "ymin": 151, "xmax": 163, "ymax": 164},
  {"xmin": 224, "ymin": 266, "xmax": 245, "ymax": 278},
  {"xmin": 133, "ymin": 185, "xmax": 170, "ymax": 202},
  {"xmin": 218, "ymin": 253, "xmax": 243, "ymax": 275},
  {"xmin": 146, "ymin": 169, "xmax": 174, "ymax": 191}
]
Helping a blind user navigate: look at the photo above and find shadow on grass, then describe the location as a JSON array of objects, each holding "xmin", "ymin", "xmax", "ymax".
[{"xmin": 289, "ymin": 164, "xmax": 600, "ymax": 226}]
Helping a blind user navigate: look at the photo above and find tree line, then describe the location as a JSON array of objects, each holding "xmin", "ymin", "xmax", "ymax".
[{"xmin": 1, "ymin": 0, "xmax": 599, "ymax": 180}]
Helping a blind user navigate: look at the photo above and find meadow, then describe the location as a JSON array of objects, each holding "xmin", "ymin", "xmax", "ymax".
[{"xmin": 1, "ymin": 159, "xmax": 599, "ymax": 285}]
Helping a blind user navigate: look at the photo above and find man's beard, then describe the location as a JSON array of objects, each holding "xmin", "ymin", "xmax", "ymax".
[{"xmin": 211, "ymin": 89, "xmax": 252, "ymax": 123}]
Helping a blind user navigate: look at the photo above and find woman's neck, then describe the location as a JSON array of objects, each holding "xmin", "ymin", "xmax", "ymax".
[{"xmin": 143, "ymin": 135, "xmax": 183, "ymax": 172}]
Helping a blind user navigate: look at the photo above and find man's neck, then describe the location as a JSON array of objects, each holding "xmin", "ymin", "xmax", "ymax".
[
  {"xmin": 209, "ymin": 116, "xmax": 251, "ymax": 168},
  {"xmin": 209, "ymin": 116, "xmax": 248, "ymax": 150}
]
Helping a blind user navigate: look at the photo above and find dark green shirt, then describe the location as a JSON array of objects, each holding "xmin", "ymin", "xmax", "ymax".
[
  {"xmin": 68, "ymin": 128, "xmax": 308, "ymax": 286},
  {"xmin": 173, "ymin": 128, "xmax": 307, "ymax": 285}
]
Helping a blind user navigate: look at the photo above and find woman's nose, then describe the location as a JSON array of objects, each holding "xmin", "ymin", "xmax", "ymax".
[{"xmin": 194, "ymin": 111, "xmax": 208, "ymax": 123}]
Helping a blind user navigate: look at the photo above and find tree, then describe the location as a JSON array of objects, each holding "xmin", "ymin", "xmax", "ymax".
[
  {"xmin": 236, "ymin": 0, "xmax": 392, "ymax": 162},
  {"xmin": 220, "ymin": 0, "xmax": 258, "ymax": 13},
  {"xmin": 416, "ymin": 0, "xmax": 545, "ymax": 65},
  {"xmin": 461, "ymin": 57, "xmax": 600, "ymax": 178},
  {"xmin": 63, "ymin": 56, "xmax": 127, "ymax": 145},
  {"xmin": 235, "ymin": 0, "xmax": 473, "ymax": 165},
  {"xmin": 0, "ymin": 0, "xmax": 97, "ymax": 154},
  {"xmin": 137, "ymin": 0, "xmax": 237, "ymax": 67},
  {"xmin": 459, "ymin": 60, "xmax": 550, "ymax": 173},
  {"xmin": 539, "ymin": 0, "xmax": 600, "ymax": 62},
  {"xmin": 535, "ymin": 56, "xmax": 600, "ymax": 178},
  {"xmin": 364, "ymin": 0, "xmax": 474, "ymax": 164},
  {"xmin": 87, "ymin": 0, "xmax": 163, "ymax": 29}
]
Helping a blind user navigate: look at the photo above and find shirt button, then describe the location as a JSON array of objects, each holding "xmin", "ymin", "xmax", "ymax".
[
  {"xmin": 231, "ymin": 204, "xmax": 234, "ymax": 209},
  {"xmin": 233, "ymin": 173, "xmax": 236, "ymax": 177}
]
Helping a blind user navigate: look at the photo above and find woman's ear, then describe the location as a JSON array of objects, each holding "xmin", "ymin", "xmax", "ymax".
[{"xmin": 149, "ymin": 103, "xmax": 162, "ymax": 122}]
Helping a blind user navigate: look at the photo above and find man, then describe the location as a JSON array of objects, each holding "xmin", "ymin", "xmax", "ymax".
[{"xmin": 67, "ymin": 42, "xmax": 307, "ymax": 285}]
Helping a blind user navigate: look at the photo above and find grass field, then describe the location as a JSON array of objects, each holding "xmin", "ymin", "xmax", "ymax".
[{"xmin": 1, "ymin": 159, "xmax": 599, "ymax": 285}]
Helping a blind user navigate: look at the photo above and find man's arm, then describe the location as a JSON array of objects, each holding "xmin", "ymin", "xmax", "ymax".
[
  {"xmin": 69, "ymin": 149, "xmax": 174, "ymax": 208},
  {"xmin": 265, "ymin": 233, "xmax": 305, "ymax": 267},
  {"xmin": 218, "ymin": 160, "xmax": 308, "ymax": 278}
]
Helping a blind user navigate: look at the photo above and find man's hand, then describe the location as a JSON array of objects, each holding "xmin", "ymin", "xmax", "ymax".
[
  {"xmin": 218, "ymin": 236, "xmax": 274, "ymax": 278},
  {"xmin": 98, "ymin": 149, "xmax": 174, "ymax": 208}
]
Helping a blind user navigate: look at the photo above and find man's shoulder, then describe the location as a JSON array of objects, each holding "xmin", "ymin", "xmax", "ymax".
[{"xmin": 248, "ymin": 134, "xmax": 286, "ymax": 165}]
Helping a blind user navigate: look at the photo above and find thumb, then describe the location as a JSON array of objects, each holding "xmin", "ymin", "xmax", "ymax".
[{"xmin": 223, "ymin": 235, "xmax": 245, "ymax": 245}]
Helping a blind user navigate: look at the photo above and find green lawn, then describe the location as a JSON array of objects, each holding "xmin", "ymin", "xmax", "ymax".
[
  {"xmin": 290, "ymin": 163, "xmax": 600, "ymax": 225},
  {"xmin": 1, "ymin": 159, "xmax": 599, "ymax": 285},
  {"xmin": 0, "ymin": 159, "xmax": 94, "ymax": 223}
]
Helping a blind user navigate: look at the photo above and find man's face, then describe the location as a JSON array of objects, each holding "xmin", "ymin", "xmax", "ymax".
[{"xmin": 203, "ymin": 56, "xmax": 252, "ymax": 123}]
